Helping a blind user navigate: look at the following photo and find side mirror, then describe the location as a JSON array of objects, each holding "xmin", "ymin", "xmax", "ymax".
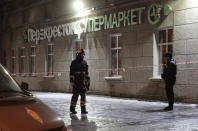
[{"xmin": 21, "ymin": 82, "xmax": 29, "ymax": 91}]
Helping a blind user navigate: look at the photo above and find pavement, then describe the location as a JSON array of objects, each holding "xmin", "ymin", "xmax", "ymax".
[{"xmin": 33, "ymin": 92, "xmax": 198, "ymax": 131}]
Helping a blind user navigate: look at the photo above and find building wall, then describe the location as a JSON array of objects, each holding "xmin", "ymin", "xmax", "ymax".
[
  {"xmin": 0, "ymin": 1, "xmax": 3, "ymax": 66},
  {"xmin": 1, "ymin": 0, "xmax": 198, "ymax": 103},
  {"xmin": 171, "ymin": 0, "xmax": 198, "ymax": 102}
]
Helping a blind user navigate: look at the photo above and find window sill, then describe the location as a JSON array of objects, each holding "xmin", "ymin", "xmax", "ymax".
[
  {"xmin": 43, "ymin": 75, "xmax": 55, "ymax": 79},
  {"xmin": 11, "ymin": 74, "xmax": 16, "ymax": 77},
  {"xmin": 149, "ymin": 76, "xmax": 162, "ymax": 82},
  {"xmin": 19, "ymin": 74, "xmax": 29, "ymax": 77},
  {"xmin": 104, "ymin": 76, "xmax": 123, "ymax": 81},
  {"xmin": 29, "ymin": 74, "xmax": 37, "ymax": 77}
]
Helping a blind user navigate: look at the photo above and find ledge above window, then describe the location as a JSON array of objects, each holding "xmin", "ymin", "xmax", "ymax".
[{"xmin": 104, "ymin": 76, "xmax": 123, "ymax": 81}]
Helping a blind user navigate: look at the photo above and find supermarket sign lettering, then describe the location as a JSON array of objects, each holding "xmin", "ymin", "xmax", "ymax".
[{"xmin": 24, "ymin": 4, "xmax": 172, "ymax": 44}]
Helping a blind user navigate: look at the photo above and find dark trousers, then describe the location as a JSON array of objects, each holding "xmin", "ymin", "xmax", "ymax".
[
  {"xmin": 165, "ymin": 83, "xmax": 174, "ymax": 108},
  {"xmin": 70, "ymin": 87, "xmax": 86, "ymax": 107}
]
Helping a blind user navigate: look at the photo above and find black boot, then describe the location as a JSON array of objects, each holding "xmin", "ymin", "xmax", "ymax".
[
  {"xmin": 81, "ymin": 106, "xmax": 88, "ymax": 114},
  {"xmin": 163, "ymin": 106, "xmax": 173, "ymax": 111},
  {"xmin": 70, "ymin": 106, "xmax": 77, "ymax": 114}
]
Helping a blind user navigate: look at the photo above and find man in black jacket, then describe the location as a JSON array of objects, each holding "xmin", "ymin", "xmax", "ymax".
[
  {"xmin": 161, "ymin": 52, "xmax": 177, "ymax": 111},
  {"xmin": 69, "ymin": 49, "xmax": 90, "ymax": 114}
]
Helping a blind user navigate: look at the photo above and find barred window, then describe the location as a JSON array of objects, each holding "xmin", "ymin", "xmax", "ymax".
[
  {"xmin": 153, "ymin": 27, "xmax": 173, "ymax": 78},
  {"xmin": 11, "ymin": 49, "xmax": 16, "ymax": 74},
  {"xmin": 46, "ymin": 43, "xmax": 54, "ymax": 76},
  {"xmin": 3, "ymin": 50, "xmax": 7, "ymax": 68},
  {"xmin": 158, "ymin": 28, "xmax": 173, "ymax": 73},
  {"xmin": 29, "ymin": 46, "xmax": 36, "ymax": 75},
  {"xmin": 110, "ymin": 34, "xmax": 122, "ymax": 76},
  {"xmin": 19, "ymin": 47, "xmax": 26, "ymax": 74}
]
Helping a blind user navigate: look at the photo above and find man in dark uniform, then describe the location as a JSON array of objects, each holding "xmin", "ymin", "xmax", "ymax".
[
  {"xmin": 161, "ymin": 52, "xmax": 177, "ymax": 111},
  {"xmin": 69, "ymin": 49, "xmax": 90, "ymax": 114}
]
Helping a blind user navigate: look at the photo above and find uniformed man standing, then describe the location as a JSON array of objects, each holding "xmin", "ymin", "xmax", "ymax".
[
  {"xmin": 69, "ymin": 49, "xmax": 90, "ymax": 114},
  {"xmin": 161, "ymin": 52, "xmax": 177, "ymax": 111}
]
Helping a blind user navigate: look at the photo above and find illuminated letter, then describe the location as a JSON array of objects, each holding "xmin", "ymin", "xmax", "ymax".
[
  {"xmin": 94, "ymin": 17, "xmax": 100, "ymax": 31},
  {"xmin": 40, "ymin": 29, "xmax": 44, "ymax": 40},
  {"xmin": 99, "ymin": 16, "xmax": 104, "ymax": 30},
  {"xmin": 66, "ymin": 24, "xmax": 71, "ymax": 36},
  {"xmin": 71, "ymin": 23, "xmax": 76, "ymax": 35},
  {"xmin": 35, "ymin": 29, "xmax": 40, "ymax": 44},
  {"xmin": 57, "ymin": 25, "xmax": 63, "ymax": 37},
  {"xmin": 47, "ymin": 27, "xmax": 53, "ymax": 42},
  {"xmin": 118, "ymin": 11, "xmax": 124, "ymax": 27},
  {"xmin": 87, "ymin": 18, "xmax": 94, "ymax": 32},
  {"xmin": 104, "ymin": 14, "xmax": 112, "ymax": 29},
  {"xmin": 131, "ymin": 9, "xmax": 138, "ymax": 25},
  {"xmin": 53, "ymin": 26, "xmax": 58, "ymax": 38},
  {"xmin": 44, "ymin": 27, "xmax": 48, "ymax": 39},
  {"xmin": 124, "ymin": 10, "xmax": 131, "ymax": 26},
  {"xmin": 28, "ymin": 28, "xmax": 35, "ymax": 42},
  {"xmin": 137, "ymin": 7, "xmax": 145, "ymax": 24},
  {"xmin": 62, "ymin": 24, "xmax": 67, "ymax": 36},
  {"xmin": 112, "ymin": 13, "xmax": 118, "ymax": 28}
]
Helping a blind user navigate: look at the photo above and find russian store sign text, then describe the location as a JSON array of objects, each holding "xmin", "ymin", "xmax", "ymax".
[{"xmin": 27, "ymin": 4, "xmax": 162, "ymax": 44}]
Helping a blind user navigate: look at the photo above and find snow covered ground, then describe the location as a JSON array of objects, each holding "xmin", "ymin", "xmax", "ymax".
[{"xmin": 33, "ymin": 92, "xmax": 198, "ymax": 131}]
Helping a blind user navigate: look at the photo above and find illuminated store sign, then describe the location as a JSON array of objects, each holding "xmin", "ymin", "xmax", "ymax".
[{"xmin": 26, "ymin": 4, "xmax": 171, "ymax": 44}]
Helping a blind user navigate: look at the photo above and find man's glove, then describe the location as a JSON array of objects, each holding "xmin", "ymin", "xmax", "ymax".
[
  {"xmin": 83, "ymin": 77, "xmax": 90, "ymax": 90},
  {"xmin": 161, "ymin": 74, "xmax": 164, "ymax": 79},
  {"xmin": 86, "ymin": 76, "xmax": 90, "ymax": 90}
]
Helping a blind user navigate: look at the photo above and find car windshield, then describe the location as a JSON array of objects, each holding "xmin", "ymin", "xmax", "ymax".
[{"xmin": 0, "ymin": 65, "xmax": 23, "ymax": 95}]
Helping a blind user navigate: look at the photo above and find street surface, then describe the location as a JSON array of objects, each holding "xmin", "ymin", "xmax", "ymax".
[{"xmin": 33, "ymin": 92, "xmax": 198, "ymax": 131}]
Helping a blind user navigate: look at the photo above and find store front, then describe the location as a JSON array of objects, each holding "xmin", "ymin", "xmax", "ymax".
[{"xmin": 1, "ymin": 0, "xmax": 198, "ymax": 103}]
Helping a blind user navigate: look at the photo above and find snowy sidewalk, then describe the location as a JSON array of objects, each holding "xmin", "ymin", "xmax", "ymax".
[{"xmin": 33, "ymin": 92, "xmax": 198, "ymax": 131}]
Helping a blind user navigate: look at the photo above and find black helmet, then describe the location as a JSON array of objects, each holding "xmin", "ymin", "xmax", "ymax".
[{"xmin": 163, "ymin": 52, "xmax": 172, "ymax": 58}]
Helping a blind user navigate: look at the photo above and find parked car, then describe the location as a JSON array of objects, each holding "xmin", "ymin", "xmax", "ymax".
[{"xmin": 0, "ymin": 64, "xmax": 67, "ymax": 131}]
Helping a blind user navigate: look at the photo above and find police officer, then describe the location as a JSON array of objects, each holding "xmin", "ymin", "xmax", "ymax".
[
  {"xmin": 161, "ymin": 52, "xmax": 177, "ymax": 111},
  {"xmin": 69, "ymin": 49, "xmax": 90, "ymax": 114}
]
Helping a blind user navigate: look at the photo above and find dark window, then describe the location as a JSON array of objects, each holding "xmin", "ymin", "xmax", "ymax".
[
  {"xmin": 29, "ymin": 46, "xmax": 36, "ymax": 75},
  {"xmin": 46, "ymin": 43, "xmax": 53, "ymax": 76},
  {"xmin": 11, "ymin": 49, "xmax": 16, "ymax": 74},
  {"xmin": 19, "ymin": 47, "xmax": 26, "ymax": 74},
  {"xmin": 3, "ymin": 50, "xmax": 7, "ymax": 68}
]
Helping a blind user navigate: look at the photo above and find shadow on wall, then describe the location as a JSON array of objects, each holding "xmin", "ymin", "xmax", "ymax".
[{"xmin": 39, "ymin": 79, "xmax": 58, "ymax": 92}]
